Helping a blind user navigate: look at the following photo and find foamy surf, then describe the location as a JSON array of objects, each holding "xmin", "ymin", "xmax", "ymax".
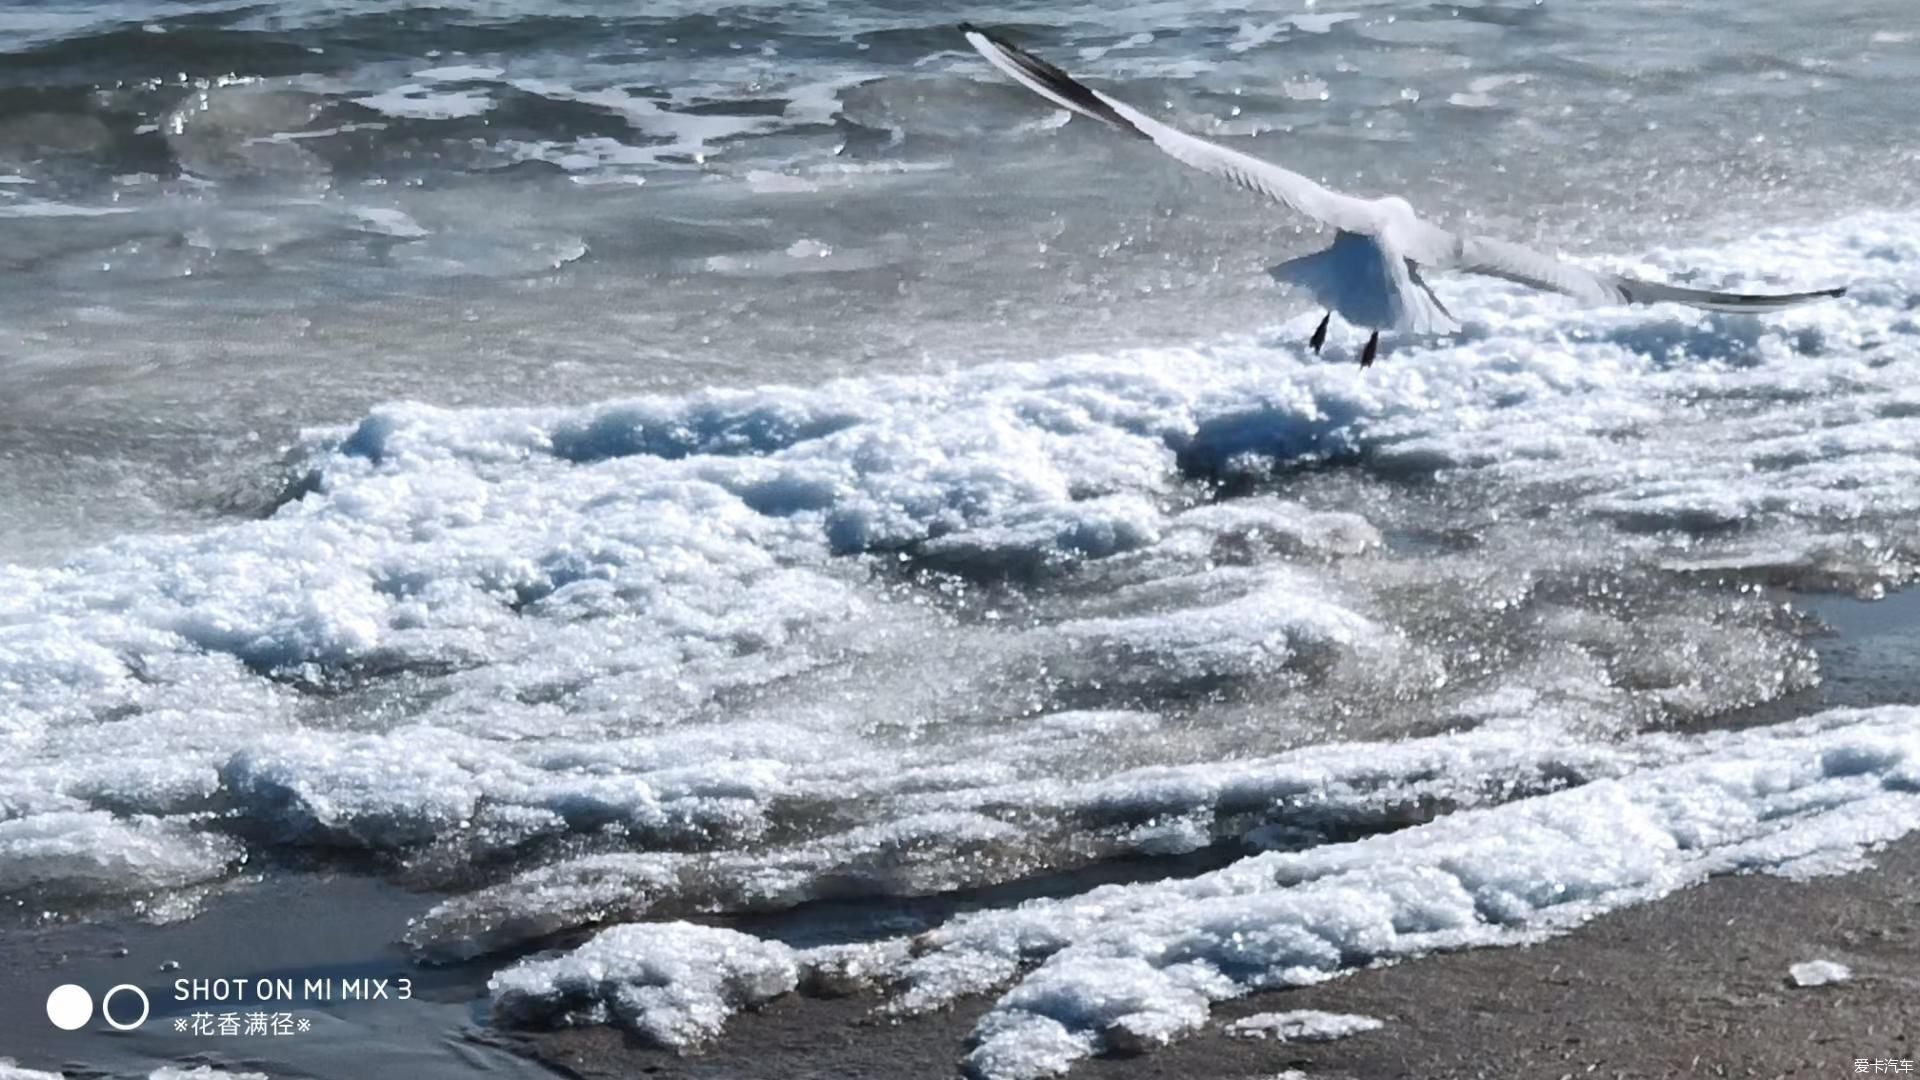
[
  {"xmin": 0, "ymin": 213, "xmax": 1913, "ymax": 938},
  {"xmin": 471, "ymin": 703, "xmax": 1920, "ymax": 1077},
  {"xmin": 5, "ymin": 3, "xmax": 1918, "ymax": 1078}
]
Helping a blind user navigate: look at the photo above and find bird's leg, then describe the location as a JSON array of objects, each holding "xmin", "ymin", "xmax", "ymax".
[
  {"xmin": 1359, "ymin": 330, "xmax": 1380, "ymax": 369},
  {"xmin": 1309, "ymin": 311, "xmax": 1330, "ymax": 354}
]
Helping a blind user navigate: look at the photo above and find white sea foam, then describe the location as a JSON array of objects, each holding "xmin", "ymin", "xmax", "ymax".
[
  {"xmin": 483, "ymin": 704, "xmax": 1920, "ymax": 1078},
  {"xmin": 501, "ymin": 76, "xmax": 860, "ymax": 170},
  {"xmin": 404, "ymin": 715, "xmax": 1661, "ymax": 961},
  {"xmin": 411, "ymin": 64, "xmax": 505, "ymax": 83},
  {"xmin": 349, "ymin": 206, "xmax": 428, "ymax": 238},
  {"xmin": 0, "ymin": 214, "xmax": 1914, "ymax": 942},
  {"xmin": 354, "ymin": 85, "xmax": 494, "ymax": 119},
  {"xmin": 898, "ymin": 706, "xmax": 1920, "ymax": 1077},
  {"xmin": 0, "ymin": 202, "xmax": 136, "ymax": 218}
]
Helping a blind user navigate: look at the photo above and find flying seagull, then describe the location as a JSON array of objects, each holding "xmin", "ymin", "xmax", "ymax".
[{"xmin": 960, "ymin": 24, "xmax": 1846, "ymax": 368}]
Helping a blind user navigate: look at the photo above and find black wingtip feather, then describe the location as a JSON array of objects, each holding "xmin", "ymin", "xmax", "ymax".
[
  {"xmin": 1615, "ymin": 276, "xmax": 1852, "ymax": 313},
  {"xmin": 960, "ymin": 24, "xmax": 1151, "ymax": 140}
]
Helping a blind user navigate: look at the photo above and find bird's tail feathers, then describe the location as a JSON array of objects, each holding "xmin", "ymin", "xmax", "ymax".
[{"xmin": 1269, "ymin": 247, "xmax": 1458, "ymax": 335}]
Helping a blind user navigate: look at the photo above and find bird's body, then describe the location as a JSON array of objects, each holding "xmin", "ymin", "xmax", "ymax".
[
  {"xmin": 960, "ymin": 25, "xmax": 1846, "ymax": 365},
  {"xmin": 1268, "ymin": 231, "xmax": 1455, "ymax": 337}
]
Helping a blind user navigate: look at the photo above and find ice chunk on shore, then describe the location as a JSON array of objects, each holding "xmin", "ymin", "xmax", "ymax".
[
  {"xmin": 0, "ymin": 811, "xmax": 239, "ymax": 898},
  {"xmin": 1226, "ymin": 1009, "xmax": 1383, "ymax": 1042},
  {"xmin": 1228, "ymin": 1006, "xmax": 1382, "ymax": 1037},
  {"xmin": 488, "ymin": 922, "xmax": 798, "ymax": 1048},
  {"xmin": 407, "ymin": 853, "xmax": 683, "ymax": 963},
  {"xmin": 1788, "ymin": 959, "xmax": 1852, "ymax": 987}
]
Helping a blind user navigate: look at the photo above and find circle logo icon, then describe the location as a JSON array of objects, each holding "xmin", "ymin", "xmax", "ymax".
[
  {"xmin": 101, "ymin": 984, "xmax": 150, "ymax": 1031},
  {"xmin": 46, "ymin": 984, "xmax": 93, "ymax": 1030}
]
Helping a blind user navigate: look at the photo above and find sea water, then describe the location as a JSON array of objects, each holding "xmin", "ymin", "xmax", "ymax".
[{"xmin": 1, "ymin": 2, "xmax": 1918, "ymax": 1077}]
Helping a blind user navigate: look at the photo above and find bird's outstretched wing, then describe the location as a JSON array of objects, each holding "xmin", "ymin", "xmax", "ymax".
[
  {"xmin": 960, "ymin": 24, "xmax": 1454, "ymax": 260},
  {"xmin": 963, "ymin": 24, "xmax": 1847, "ymax": 315},
  {"xmin": 1452, "ymin": 235, "xmax": 1848, "ymax": 312}
]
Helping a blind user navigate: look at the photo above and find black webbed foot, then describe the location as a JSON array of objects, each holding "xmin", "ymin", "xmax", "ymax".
[
  {"xmin": 1359, "ymin": 331, "xmax": 1380, "ymax": 369},
  {"xmin": 1309, "ymin": 312, "xmax": 1330, "ymax": 354}
]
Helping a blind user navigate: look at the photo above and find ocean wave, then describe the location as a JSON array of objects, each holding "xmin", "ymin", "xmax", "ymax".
[{"xmin": 1, "ymin": 214, "xmax": 1913, "ymax": 925}]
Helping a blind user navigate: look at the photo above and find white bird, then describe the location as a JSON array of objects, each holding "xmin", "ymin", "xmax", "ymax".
[{"xmin": 960, "ymin": 25, "xmax": 1846, "ymax": 368}]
